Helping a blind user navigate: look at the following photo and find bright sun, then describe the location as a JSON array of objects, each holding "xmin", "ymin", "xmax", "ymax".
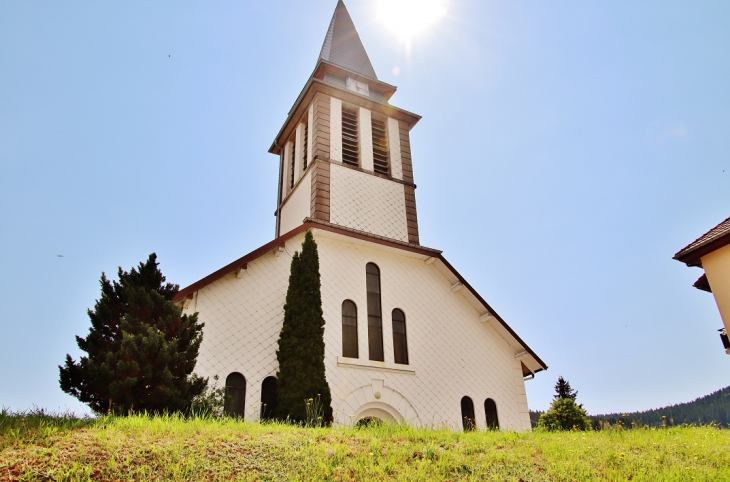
[{"xmin": 377, "ymin": 0, "xmax": 449, "ymax": 42}]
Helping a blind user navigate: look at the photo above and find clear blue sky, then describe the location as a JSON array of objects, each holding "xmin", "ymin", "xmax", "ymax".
[{"xmin": 1, "ymin": 1, "xmax": 728, "ymax": 416}]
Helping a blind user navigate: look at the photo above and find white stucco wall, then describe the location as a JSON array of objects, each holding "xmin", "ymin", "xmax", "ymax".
[
  {"xmin": 702, "ymin": 243, "xmax": 730, "ymax": 332},
  {"xmin": 278, "ymin": 169, "xmax": 312, "ymax": 235},
  {"xmin": 184, "ymin": 231, "xmax": 532, "ymax": 431},
  {"xmin": 330, "ymin": 163, "xmax": 409, "ymax": 242}
]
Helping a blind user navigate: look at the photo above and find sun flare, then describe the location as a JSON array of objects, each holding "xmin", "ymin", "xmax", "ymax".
[{"xmin": 377, "ymin": 0, "xmax": 448, "ymax": 42}]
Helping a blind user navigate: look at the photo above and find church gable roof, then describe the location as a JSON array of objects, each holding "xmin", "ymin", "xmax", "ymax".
[
  {"xmin": 173, "ymin": 221, "xmax": 547, "ymax": 373},
  {"xmin": 319, "ymin": 0, "xmax": 378, "ymax": 80}
]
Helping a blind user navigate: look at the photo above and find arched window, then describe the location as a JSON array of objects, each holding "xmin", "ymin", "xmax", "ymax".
[
  {"xmin": 366, "ymin": 263, "xmax": 384, "ymax": 361},
  {"xmin": 342, "ymin": 300, "xmax": 359, "ymax": 358},
  {"xmin": 224, "ymin": 372, "xmax": 246, "ymax": 418},
  {"xmin": 461, "ymin": 396, "xmax": 476, "ymax": 432},
  {"xmin": 484, "ymin": 398, "xmax": 499, "ymax": 430},
  {"xmin": 260, "ymin": 376, "xmax": 278, "ymax": 421},
  {"xmin": 392, "ymin": 309, "xmax": 408, "ymax": 364}
]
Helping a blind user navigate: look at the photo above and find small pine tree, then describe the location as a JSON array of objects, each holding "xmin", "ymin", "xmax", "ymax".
[
  {"xmin": 537, "ymin": 398, "xmax": 592, "ymax": 431},
  {"xmin": 274, "ymin": 231, "xmax": 333, "ymax": 424},
  {"xmin": 553, "ymin": 376, "xmax": 578, "ymax": 402},
  {"xmin": 59, "ymin": 254, "xmax": 206, "ymax": 415}
]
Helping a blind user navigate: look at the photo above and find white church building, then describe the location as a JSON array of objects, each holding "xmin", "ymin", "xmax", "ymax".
[{"xmin": 174, "ymin": 0, "xmax": 546, "ymax": 431}]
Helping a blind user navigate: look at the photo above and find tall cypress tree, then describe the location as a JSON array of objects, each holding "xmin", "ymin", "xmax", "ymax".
[
  {"xmin": 59, "ymin": 254, "xmax": 206, "ymax": 415},
  {"xmin": 275, "ymin": 231, "xmax": 333, "ymax": 423}
]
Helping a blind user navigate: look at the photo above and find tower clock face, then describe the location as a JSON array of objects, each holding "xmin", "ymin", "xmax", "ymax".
[{"xmin": 347, "ymin": 77, "xmax": 370, "ymax": 96}]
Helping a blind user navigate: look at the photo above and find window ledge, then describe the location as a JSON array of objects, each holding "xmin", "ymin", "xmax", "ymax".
[{"xmin": 337, "ymin": 356, "xmax": 415, "ymax": 375}]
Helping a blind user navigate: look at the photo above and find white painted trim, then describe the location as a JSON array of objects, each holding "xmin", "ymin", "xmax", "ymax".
[
  {"xmin": 283, "ymin": 142, "xmax": 293, "ymax": 196},
  {"xmin": 330, "ymin": 97, "xmax": 342, "ymax": 162},
  {"xmin": 387, "ymin": 117, "xmax": 402, "ymax": 180},
  {"xmin": 479, "ymin": 313, "xmax": 495, "ymax": 323},
  {"xmin": 337, "ymin": 356, "xmax": 415, "ymax": 375},
  {"xmin": 359, "ymin": 107, "xmax": 373, "ymax": 171},
  {"xmin": 294, "ymin": 123, "xmax": 304, "ymax": 182}
]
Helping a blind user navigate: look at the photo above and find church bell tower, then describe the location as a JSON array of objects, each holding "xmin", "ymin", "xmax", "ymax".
[{"xmin": 270, "ymin": 0, "xmax": 422, "ymax": 245}]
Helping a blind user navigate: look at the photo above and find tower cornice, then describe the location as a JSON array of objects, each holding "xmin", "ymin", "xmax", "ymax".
[{"xmin": 269, "ymin": 76, "xmax": 420, "ymax": 156}]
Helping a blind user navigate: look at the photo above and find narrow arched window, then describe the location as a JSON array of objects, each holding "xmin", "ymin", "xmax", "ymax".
[
  {"xmin": 484, "ymin": 398, "xmax": 499, "ymax": 430},
  {"xmin": 392, "ymin": 309, "xmax": 408, "ymax": 364},
  {"xmin": 461, "ymin": 396, "xmax": 476, "ymax": 432},
  {"xmin": 260, "ymin": 376, "xmax": 278, "ymax": 421},
  {"xmin": 366, "ymin": 263, "xmax": 384, "ymax": 361},
  {"xmin": 342, "ymin": 300, "xmax": 359, "ymax": 358},
  {"xmin": 224, "ymin": 372, "xmax": 246, "ymax": 418}
]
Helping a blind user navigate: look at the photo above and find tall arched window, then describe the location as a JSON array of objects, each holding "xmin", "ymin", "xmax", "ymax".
[
  {"xmin": 392, "ymin": 309, "xmax": 408, "ymax": 364},
  {"xmin": 484, "ymin": 398, "xmax": 499, "ymax": 430},
  {"xmin": 461, "ymin": 396, "xmax": 476, "ymax": 432},
  {"xmin": 342, "ymin": 300, "xmax": 359, "ymax": 358},
  {"xmin": 366, "ymin": 263, "xmax": 384, "ymax": 361},
  {"xmin": 224, "ymin": 372, "xmax": 246, "ymax": 418},
  {"xmin": 260, "ymin": 376, "xmax": 278, "ymax": 421}
]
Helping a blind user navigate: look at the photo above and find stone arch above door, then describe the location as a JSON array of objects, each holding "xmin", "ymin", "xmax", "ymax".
[{"xmin": 334, "ymin": 379, "xmax": 421, "ymax": 427}]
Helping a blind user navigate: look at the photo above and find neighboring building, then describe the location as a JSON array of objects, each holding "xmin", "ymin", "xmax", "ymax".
[
  {"xmin": 173, "ymin": 0, "xmax": 546, "ymax": 431},
  {"xmin": 674, "ymin": 216, "xmax": 730, "ymax": 354}
]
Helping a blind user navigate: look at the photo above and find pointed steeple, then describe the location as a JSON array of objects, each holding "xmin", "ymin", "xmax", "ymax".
[{"xmin": 319, "ymin": 0, "xmax": 378, "ymax": 80}]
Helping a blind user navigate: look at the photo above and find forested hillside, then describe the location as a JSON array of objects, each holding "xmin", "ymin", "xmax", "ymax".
[{"xmin": 530, "ymin": 386, "xmax": 730, "ymax": 429}]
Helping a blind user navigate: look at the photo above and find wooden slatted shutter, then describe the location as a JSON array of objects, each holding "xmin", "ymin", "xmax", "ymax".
[
  {"xmin": 303, "ymin": 120, "xmax": 308, "ymax": 171},
  {"xmin": 289, "ymin": 138, "xmax": 296, "ymax": 189},
  {"xmin": 371, "ymin": 117, "xmax": 389, "ymax": 175},
  {"xmin": 342, "ymin": 107, "xmax": 359, "ymax": 167}
]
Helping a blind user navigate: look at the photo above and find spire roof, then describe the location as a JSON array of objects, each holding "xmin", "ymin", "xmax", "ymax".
[{"xmin": 319, "ymin": 0, "xmax": 378, "ymax": 80}]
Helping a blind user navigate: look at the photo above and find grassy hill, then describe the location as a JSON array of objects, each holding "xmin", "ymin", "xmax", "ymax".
[
  {"xmin": 531, "ymin": 385, "xmax": 730, "ymax": 429},
  {"xmin": 2, "ymin": 409, "xmax": 730, "ymax": 481}
]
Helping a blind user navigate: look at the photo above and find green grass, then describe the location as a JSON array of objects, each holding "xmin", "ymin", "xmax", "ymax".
[{"xmin": 2, "ymin": 409, "xmax": 730, "ymax": 481}]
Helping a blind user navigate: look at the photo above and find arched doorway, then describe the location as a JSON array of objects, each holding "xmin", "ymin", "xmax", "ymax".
[
  {"xmin": 224, "ymin": 372, "xmax": 246, "ymax": 418},
  {"xmin": 461, "ymin": 396, "xmax": 476, "ymax": 431},
  {"xmin": 484, "ymin": 398, "xmax": 499, "ymax": 430},
  {"xmin": 260, "ymin": 376, "xmax": 278, "ymax": 421}
]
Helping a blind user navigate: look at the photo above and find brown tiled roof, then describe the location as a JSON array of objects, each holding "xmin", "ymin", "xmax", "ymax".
[
  {"xmin": 319, "ymin": 0, "xmax": 377, "ymax": 80},
  {"xmin": 674, "ymin": 216, "xmax": 730, "ymax": 266}
]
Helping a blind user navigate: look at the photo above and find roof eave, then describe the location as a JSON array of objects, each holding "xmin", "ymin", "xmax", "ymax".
[
  {"xmin": 315, "ymin": 60, "xmax": 398, "ymax": 98},
  {"xmin": 673, "ymin": 233, "xmax": 730, "ymax": 267}
]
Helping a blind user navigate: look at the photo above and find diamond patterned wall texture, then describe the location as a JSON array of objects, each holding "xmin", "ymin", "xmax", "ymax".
[
  {"xmin": 279, "ymin": 169, "xmax": 312, "ymax": 236},
  {"xmin": 329, "ymin": 164, "xmax": 410, "ymax": 243},
  {"xmin": 185, "ymin": 230, "xmax": 531, "ymax": 431}
]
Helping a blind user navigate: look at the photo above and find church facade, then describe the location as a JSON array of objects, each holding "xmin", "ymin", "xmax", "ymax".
[{"xmin": 174, "ymin": 1, "xmax": 546, "ymax": 431}]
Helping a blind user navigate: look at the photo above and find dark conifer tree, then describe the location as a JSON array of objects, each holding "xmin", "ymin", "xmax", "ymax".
[
  {"xmin": 553, "ymin": 376, "xmax": 578, "ymax": 402},
  {"xmin": 275, "ymin": 231, "xmax": 333, "ymax": 424},
  {"xmin": 59, "ymin": 254, "xmax": 206, "ymax": 415}
]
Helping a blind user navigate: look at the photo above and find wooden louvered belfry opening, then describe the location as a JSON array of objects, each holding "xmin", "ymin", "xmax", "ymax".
[
  {"xmin": 289, "ymin": 137, "xmax": 296, "ymax": 189},
  {"xmin": 342, "ymin": 107, "xmax": 359, "ymax": 167},
  {"xmin": 371, "ymin": 117, "xmax": 389, "ymax": 175},
  {"xmin": 302, "ymin": 121, "xmax": 308, "ymax": 171}
]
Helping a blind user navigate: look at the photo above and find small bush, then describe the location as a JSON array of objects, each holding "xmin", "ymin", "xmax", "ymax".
[{"xmin": 537, "ymin": 398, "xmax": 592, "ymax": 431}]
